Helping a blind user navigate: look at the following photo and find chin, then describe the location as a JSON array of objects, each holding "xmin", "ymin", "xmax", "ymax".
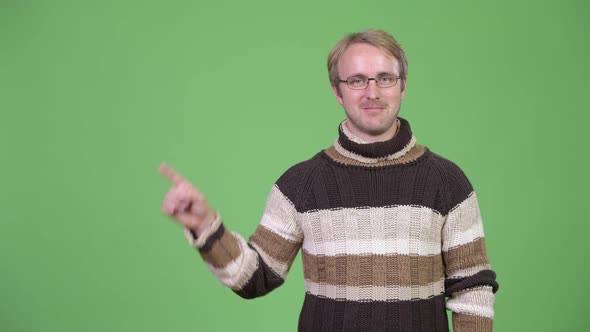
[
  {"xmin": 347, "ymin": 113, "xmax": 396, "ymax": 136},
  {"xmin": 365, "ymin": 121, "xmax": 394, "ymax": 133}
]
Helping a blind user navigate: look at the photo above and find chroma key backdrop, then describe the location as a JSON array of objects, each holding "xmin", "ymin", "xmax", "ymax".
[{"xmin": 1, "ymin": 0, "xmax": 588, "ymax": 331}]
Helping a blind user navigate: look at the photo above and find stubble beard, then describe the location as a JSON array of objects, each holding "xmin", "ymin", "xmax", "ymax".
[{"xmin": 347, "ymin": 104, "xmax": 401, "ymax": 137}]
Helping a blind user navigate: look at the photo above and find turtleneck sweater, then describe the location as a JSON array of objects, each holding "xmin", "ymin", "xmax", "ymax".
[{"xmin": 185, "ymin": 117, "xmax": 499, "ymax": 332}]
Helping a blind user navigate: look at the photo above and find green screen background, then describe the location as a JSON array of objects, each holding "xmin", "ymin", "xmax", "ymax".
[{"xmin": 1, "ymin": 0, "xmax": 588, "ymax": 331}]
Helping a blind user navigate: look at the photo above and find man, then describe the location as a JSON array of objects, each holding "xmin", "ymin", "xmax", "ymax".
[{"xmin": 160, "ymin": 29, "xmax": 498, "ymax": 331}]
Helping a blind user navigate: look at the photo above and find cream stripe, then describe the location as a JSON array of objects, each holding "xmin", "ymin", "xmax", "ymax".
[
  {"xmin": 300, "ymin": 205, "xmax": 444, "ymax": 256},
  {"xmin": 334, "ymin": 135, "xmax": 417, "ymax": 163},
  {"xmin": 446, "ymin": 192, "xmax": 482, "ymax": 232},
  {"xmin": 304, "ymin": 278, "xmax": 445, "ymax": 302},
  {"xmin": 303, "ymin": 239, "xmax": 441, "ymax": 256},
  {"xmin": 442, "ymin": 192, "xmax": 485, "ymax": 252},
  {"xmin": 259, "ymin": 185, "xmax": 303, "ymax": 243},
  {"xmin": 341, "ymin": 120, "xmax": 370, "ymax": 144},
  {"xmin": 250, "ymin": 242, "xmax": 291, "ymax": 279},
  {"xmin": 206, "ymin": 232, "xmax": 259, "ymax": 290},
  {"xmin": 446, "ymin": 286, "xmax": 495, "ymax": 318},
  {"xmin": 447, "ymin": 263, "xmax": 491, "ymax": 279}
]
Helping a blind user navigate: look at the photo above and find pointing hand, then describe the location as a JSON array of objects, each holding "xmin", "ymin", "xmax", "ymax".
[{"xmin": 158, "ymin": 163, "xmax": 215, "ymax": 235}]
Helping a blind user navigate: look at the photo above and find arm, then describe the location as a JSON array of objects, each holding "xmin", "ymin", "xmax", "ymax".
[
  {"xmin": 442, "ymin": 191, "xmax": 499, "ymax": 331},
  {"xmin": 159, "ymin": 163, "xmax": 302, "ymax": 298}
]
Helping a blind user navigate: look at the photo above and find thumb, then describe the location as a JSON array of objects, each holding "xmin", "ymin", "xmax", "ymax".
[
  {"xmin": 189, "ymin": 196, "xmax": 209, "ymax": 217},
  {"xmin": 174, "ymin": 211, "xmax": 200, "ymax": 230}
]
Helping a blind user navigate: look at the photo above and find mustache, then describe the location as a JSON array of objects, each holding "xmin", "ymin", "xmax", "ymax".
[{"xmin": 360, "ymin": 101, "xmax": 388, "ymax": 108}]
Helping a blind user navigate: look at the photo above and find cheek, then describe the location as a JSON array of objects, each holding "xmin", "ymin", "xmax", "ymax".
[
  {"xmin": 385, "ymin": 91, "xmax": 403, "ymax": 102},
  {"xmin": 342, "ymin": 97, "xmax": 357, "ymax": 111},
  {"xmin": 342, "ymin": 91, "xmax": 362, "ymax": 105}
]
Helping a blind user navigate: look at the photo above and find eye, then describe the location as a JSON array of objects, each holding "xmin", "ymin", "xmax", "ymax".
[
  {"xmin": 346, "ymin": 76, "xmax": 367, "ymax": 88},
  {"xmin": 379, "ymin": 75, "xmax": 394, "ymax": 83}
]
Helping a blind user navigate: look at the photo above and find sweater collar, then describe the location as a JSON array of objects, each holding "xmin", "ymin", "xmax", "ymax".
[{"xmin": 334, "ymin": 117, "xmax": 417, "ymax": 163}]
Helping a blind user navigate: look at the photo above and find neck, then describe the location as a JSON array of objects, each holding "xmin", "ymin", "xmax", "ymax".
[
  {"xmin": 334, "ymin": 117, "xmax": 416, "ymax": 161},
  {"xmin": 343, "ymin": 118, "xmax": 400, "ymax": 144}
]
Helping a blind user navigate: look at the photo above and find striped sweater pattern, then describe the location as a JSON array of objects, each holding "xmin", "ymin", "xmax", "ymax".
[{"xmin": 185, "ymin": 117, "xmax": 499, "ymax": 331}]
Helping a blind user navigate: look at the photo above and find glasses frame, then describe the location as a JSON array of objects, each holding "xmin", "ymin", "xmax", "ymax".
[{"xmin": 338, "ymin": 74, "xmax": 401, "ymax": 90}]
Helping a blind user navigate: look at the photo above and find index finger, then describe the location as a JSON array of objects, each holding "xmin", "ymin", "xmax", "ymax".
[{"xmin": 158, "ymin": 162, "xmax": 185, "ymax": 185}]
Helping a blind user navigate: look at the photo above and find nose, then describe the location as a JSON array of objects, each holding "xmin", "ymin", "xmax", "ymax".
[{"xmin": 365, "ymin": 79, "xmax": 380, "ymax": 99}]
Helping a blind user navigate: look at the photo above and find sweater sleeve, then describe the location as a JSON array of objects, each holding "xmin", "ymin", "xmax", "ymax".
[
  {"xmin": 438, "ymin": 161, "xmax": 499, "ymax": 332},
  {"xmin": 184, "ymin": 184, "xmax": 303, "ymax": 299}
]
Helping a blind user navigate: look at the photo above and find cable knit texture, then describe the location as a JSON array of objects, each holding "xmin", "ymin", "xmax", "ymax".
[{"xmin": 185, "ymin": 117, "xmax": 498, "ymax": 331}]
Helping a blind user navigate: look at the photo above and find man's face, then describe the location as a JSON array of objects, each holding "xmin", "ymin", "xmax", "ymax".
[{"xmin": 332, "ymin": 43, "xmax": 406, "ymax": 140}]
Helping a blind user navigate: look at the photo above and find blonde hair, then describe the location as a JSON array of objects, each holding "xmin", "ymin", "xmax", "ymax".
[{"xmin": 327, "ymin": 29, "xmax": 408, "ymax": 92}]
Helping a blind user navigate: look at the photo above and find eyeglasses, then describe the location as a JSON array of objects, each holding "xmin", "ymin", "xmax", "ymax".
[{"xmin": 338, "ymin": 73, "xmax": 400, "ymax": 90}]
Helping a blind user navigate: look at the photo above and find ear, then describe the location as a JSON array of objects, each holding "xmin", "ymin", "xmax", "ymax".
[
  {"xmin": 332, "ymin": 85, "xmax": 343, "ymax": 105},
  {"xmin": 400, "ymin": 77, "xmax": 407, "ymax": 100}
]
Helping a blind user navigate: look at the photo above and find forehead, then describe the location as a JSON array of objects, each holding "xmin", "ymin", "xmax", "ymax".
[{"xmin": 338, "ymin": 43, "xmax": 400, "ymax": 76}]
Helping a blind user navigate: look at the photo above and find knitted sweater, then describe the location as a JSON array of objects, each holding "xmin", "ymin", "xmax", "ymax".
[{"xmin": 185, "ymin": 117, "xmax": 499, "ymax": 332}]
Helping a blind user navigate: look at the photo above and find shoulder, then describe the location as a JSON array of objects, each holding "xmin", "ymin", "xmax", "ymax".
[
  {"xmin": 424, "ymin": 150, "xmax": 475, "ymax": 214},
  {"xmin": 426, "ymin": 151, "xmax": 472, "ymax": 187},
  {"xmin": 274, "ymin": 152, "xmax": 326, "ymax": 207}
]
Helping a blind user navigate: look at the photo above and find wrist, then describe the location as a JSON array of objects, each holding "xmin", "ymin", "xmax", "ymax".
[{"xmin": 189, "ymin": 210, "xmax": 218, "ymax": 237}]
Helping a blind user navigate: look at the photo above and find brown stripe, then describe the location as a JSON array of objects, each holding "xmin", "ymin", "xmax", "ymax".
[
  {"xmin": 444, "ymin": 237, "xmax": 490, "ymax": 275},
  {"xmin": 199, "ymin": 229, "xmax": 242, "ymax": 268},
  {"xmin": 249, "ymin": 225, "xmax": 300, "ymax": 265},
  {"xmin": 323, "ymin": 143, "xmax": 426, "ymax": 167},
  {"xmin": 302, "ymin": 251, "xmax": 444, "ymax": 287},
  {"xmin": 452, "ymin": 313, "xmax": 493, "ymax": 331}
]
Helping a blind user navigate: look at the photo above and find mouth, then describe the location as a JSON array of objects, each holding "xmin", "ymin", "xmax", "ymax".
[{"xmin": 362, "ymin": 107, "xmax": 385, "ymax": 112}]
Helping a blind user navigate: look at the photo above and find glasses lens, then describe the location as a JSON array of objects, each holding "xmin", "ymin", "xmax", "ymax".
[
  {"xmin": 376, "ymin": 74, "xmax": 397, "ymax": 87},
  {"xmin": 347, "ymin": 76, "xmax": 367, "ymax": 89}
]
